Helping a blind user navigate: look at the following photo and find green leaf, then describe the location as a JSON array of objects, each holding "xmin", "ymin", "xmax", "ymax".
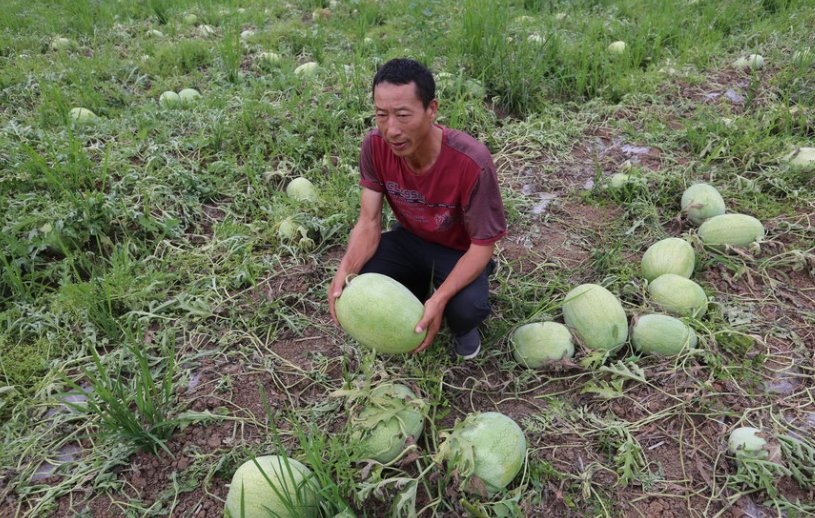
[
  {"xmin": 599, "ymin": 360, "xmax": 646, "ymax": 383},
  {"xmin": 580, "ymin": 379, "xmax": 625, "ymax": 399},
  {"xmin": 390, "ymin": 479, "xmax": 418, "ymax": 518}
]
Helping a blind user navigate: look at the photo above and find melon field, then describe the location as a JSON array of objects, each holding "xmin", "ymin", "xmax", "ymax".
[{"xmin": 2, "ymin": 0, "xmax": 815, "ymax": 516}]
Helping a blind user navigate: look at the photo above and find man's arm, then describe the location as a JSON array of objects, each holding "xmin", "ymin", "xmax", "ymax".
[
  {"xmin": 328, "ymin": 187, "xmax": 384, "ymax": 323},
  {"xmin": 412, "ymin": 242, "xmax": 495, "ymax": 353}
]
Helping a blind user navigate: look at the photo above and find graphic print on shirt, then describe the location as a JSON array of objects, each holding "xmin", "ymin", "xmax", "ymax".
[
  {"xmin": 384, "ymin": 181, "xmax": 459, "ymax": 232},
  {"xmin": 384, "ymin": 182, "xmax": 457, "ymax": 209},
  {"xmin": 434, "ymin": 211, "xmax": 456, "ymax": 232}
]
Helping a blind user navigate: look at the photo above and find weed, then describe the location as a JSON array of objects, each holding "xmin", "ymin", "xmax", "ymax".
[
  {"xmin": 150, "ymin": 40, "xmax": 212, "ymax": 76},
  {"xmin": 217, "ymin": 25, "xmax": 242, "ymax": 83},
  {"xmin": 62, "ymin": 327, "xmax": 178, "ymax": 453}
]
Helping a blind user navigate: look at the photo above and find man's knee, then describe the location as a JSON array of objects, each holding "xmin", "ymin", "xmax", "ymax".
[{"xmin": 445, "ymin": 288, "xmax": 491, "ymax": 333}]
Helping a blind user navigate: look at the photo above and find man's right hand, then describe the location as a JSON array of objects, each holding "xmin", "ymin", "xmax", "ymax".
[
  {"xmin": 328, "ymin": 269, "xmax": 348, "ymax": 324},
  {"xmin": 328, "ymin": 188, "xmax": 384, "ymax": 325}
]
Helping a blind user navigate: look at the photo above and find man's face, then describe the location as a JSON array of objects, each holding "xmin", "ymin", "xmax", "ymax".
[{"xmin": 373, "ymin": 81, "xmax": 438, "ymax": 159}]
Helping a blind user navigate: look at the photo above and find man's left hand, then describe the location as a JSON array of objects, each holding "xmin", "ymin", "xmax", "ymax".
[{"xmin": 412, "ymin": 297, "xmax": 446, "ymax": 354}]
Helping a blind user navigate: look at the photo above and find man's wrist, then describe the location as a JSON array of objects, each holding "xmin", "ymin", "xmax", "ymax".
[
  {"xmin": 428, "ymin": 290, "xmax": 452, "ymax": 306},
  {"xmin": 334, "ymin": 265, "xmax": 359, "ymax": 285}
]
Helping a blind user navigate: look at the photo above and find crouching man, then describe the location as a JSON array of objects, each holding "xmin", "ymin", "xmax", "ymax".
[{"xmin": 328, "ymin": 58, "xmax": 506, "ymax": 359}]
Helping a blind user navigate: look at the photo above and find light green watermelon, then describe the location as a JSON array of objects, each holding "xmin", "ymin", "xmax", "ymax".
[
  {"xmin": 224, "ymin": 455, "xmax": 320, "ymax": 518},
  {"xmin": 435, "ymin": 412, "xmax": 526, "ymax": 495},
  {"xmin": 335, "ymin": 273, "xmax": 426, "ymax": 354},
  {"xmin": 562, "ymin": 284, "xmax": 628, "ymax": 351},
  {"xmin": 632, "ymin": 314, "xmax": 697, "ymax": 356},
  {"xmin": 641, "ymin": 238, "xmax": 695, "ymax": 282},
  {"xmin": 648, "ymin": 274, "xmax": 708, "ymax": 318},
  {"xmin": 351, "ymin": 383, "xmax": 425, "ymax": 463},
  {"xmin": 511, "ymin": 322, "xmax": 574, "ymax": 367},
  {"xmin": 681, "ymin": 183, "xmax": 726, "ymax": 225},
  {"xmin": 698, "ymin": 214, "xmax": 764, "ymax": 249}
]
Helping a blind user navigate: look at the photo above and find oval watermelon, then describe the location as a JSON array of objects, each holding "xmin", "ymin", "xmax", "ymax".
[{"xmin": 335, "ymin": 273, "xmax": 426, "ymax": 354}]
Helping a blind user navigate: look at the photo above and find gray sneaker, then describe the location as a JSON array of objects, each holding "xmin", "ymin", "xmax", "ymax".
[{"xmin": 455, "ymin": 329, "xmax": 481, "ymax": 359}]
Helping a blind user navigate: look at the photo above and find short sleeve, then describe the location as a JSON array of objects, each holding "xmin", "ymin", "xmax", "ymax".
[
  {"xmin": 462, "ymin": 163, "xmax": 507, "ymax": 246},
  {"xmin": 359, "ymin": 132, "xmax": 385, "ymax": 192}
]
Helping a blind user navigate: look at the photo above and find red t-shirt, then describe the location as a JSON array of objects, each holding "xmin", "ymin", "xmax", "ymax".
[{"xmin": 359, "ymin": 125, "xmax": 506, "ymax": 251}]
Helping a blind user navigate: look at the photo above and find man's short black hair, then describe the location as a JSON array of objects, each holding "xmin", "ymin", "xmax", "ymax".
[{"xmin": 372, "ymin": 58, "xmax": 436, "ymax": 108}]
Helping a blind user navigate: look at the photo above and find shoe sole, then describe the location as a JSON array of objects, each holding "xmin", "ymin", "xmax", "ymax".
[{"xmin": 457, "ymin": 344, "xmax": 481, "ymax": 360}]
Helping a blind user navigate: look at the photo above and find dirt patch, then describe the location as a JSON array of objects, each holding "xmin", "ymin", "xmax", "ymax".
[
  {"xmin": 628, "ymin": 497, "xmax": 694, "ymax": 518},
  {"xmin": 48, "ymin": 336, "xmax": 347, "ymax": 517},
  {"xmin": 502, "ymin": 201, "xmax": 624, "ymax": 273},
  {"xmin": 579, "ymin": 127, "xmax": 665, "ymax": 174},
  {"xmin": 497, "ymin": 121, "xmax": 667, "ymax": 205},
  {"xmin": 501, "ymin": 221, "xmax": 589, "ymax": 271},
  {"xmin": 659, "ymin": 66, "xmax": 776, "ymax": 117}
]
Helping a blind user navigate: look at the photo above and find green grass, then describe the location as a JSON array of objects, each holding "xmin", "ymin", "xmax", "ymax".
[
  {"xmin": 56, "ymin": 326, "xmax": 178, "ymax": 453},
  {"xmin": 1, "ymin": 0, "xmax": 814, "ymax": 515}
]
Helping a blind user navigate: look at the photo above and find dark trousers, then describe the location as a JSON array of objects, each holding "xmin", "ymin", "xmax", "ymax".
[{"xmin": 360, "ymin": 226, "xmax": 494, "ymax": 336}]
